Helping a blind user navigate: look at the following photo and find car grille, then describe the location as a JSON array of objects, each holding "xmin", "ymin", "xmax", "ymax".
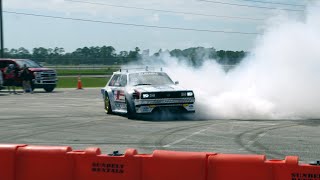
[
  {"xmin": 36, "ymin": 71, "xmax": 56, "ymax": 80},
  {"xmin": 135, "ymin": 97, "xmax": 195, "ymax": 106},
  {"xmin": 157, "ymin": 91, "xmax": 182, "ymax": 98},
  {"xmin": 141, "ymin": 91, "xmax": 194, "ymax": 99},
  {"xmin": 41, "ymin": 71, "xmax": 56, "ymax": 78}
]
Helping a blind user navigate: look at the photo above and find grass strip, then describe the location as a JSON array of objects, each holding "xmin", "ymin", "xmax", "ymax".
[
  {"xmin": 57, "ymin": 77, "xmax": 109, "ymax": 88},
  {"xmin": 56, "ymin": 69, "xmax": 117, "ymax": 76}
]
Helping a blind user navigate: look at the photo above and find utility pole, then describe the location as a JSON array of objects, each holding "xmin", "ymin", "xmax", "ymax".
[{"xmin": 0, "ymin": 0, "xmax": 3, "ymax": 58}]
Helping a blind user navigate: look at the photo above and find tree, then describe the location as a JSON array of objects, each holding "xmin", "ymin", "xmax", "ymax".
[
  {"xmin": 3, "ymin": 46, "xmax": 246, "ymax": 66},
  {"xmin": 127, "ymin": 47, "xmax": 141, "ymax": 62}
]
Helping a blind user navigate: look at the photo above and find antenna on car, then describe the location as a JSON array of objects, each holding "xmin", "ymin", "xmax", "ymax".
[
  {"xmin": 119, "ymin": 69, "xmax": 122, "ymax": 72},
  {"xmin": 160, "ymin": 67, "xmax": 163, "ymax": 72}
]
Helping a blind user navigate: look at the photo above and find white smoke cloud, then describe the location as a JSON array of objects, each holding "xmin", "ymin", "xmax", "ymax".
[{"xmin": 136, "ymin": 3, "xmax": 320, "ymax": 119}]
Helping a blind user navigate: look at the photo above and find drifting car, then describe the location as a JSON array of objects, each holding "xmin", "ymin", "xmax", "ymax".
[{"xmin": 101, "ymin": 67, "xmax": 195, "ymax": 119}]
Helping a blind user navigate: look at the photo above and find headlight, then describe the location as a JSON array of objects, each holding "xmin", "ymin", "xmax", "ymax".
[
  {"xmin": 187, "ymin": 92, "xmax": 194, "ymax": 97},
  {"xmin": 34, "ymin": 72, "xmax": 41, "ymax": 78},
  {"xmin": 142, "ymin": 93, "xmax": 156, "ymax": 98},
  {"xmin": 181, "ymin": 92, "xmax": 187, "ymax": 97}
]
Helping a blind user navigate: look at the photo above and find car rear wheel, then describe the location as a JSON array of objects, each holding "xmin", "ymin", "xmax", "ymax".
[{"xmin": 104, "ymin": 94, "xmax": 113, "ymax": 114}]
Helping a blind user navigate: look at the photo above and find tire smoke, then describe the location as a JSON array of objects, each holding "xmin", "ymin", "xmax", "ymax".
[{"xmin": 127, "ymin": 4, "xmax": 320, "ymax": 119}]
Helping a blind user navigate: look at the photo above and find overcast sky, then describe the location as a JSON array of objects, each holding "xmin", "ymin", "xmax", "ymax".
[{"xmin": 4, "ymin": 0, "xmax": 307, "ymax": 53}]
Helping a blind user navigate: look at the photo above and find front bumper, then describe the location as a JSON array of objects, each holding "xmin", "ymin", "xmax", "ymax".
[
  {"xmin": 134, "ymin": 97, "xmax": 195, "ymax": 113},
  {"xmin": 33, "ymin": 79, "xmax": 58, "ymax": 85}
]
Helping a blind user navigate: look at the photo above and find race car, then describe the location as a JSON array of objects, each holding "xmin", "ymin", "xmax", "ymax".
[{"xmin": 101, "ymin": 67, "xmax": 195, "ymax": 119}]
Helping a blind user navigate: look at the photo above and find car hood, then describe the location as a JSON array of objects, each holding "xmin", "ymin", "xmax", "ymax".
[
  {"xmin": 28, "ymin": 68, "xmax": 54, "ymax": 72},
  {"xmin": 133, "ymin": 84, "xmax": 191, "ymax": 92}
]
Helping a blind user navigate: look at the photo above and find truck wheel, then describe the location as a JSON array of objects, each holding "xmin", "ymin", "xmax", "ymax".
[
  {"xmin": 44, "ymin": 86, "xmax": 55, "ymax": 92},
  {"xmin": 104, "ymin": 94, "xmax": 113, "ymax": 114},
  {"xmin": 126, "ymin": 99, "xmax": 136, "ymax": 119}
]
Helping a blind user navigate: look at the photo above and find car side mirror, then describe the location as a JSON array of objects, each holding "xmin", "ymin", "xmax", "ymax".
[{"xmin": 175, "ymin": 81, "xmax": 179, "ymax": 85}]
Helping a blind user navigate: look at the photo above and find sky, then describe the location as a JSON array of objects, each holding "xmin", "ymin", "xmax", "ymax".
[{"xmin": 3, "ymin": 0, "xmax": 308, "ymax": 53}]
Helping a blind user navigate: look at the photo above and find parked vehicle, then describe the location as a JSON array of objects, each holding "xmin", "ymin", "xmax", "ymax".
[
  {"xmin": 0, "ymin": 59, "xmax": 58, "ymax": 92},
  {"xmin": 101, "ymin": 67, "xmax": 195, "ymax": 119}
]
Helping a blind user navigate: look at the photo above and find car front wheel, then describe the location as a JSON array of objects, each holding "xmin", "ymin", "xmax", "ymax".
[
  {"xmin": 104, "ymin": 94, "xmax": 113, "ymax": 114},
  {"xmin": 126, "ymin": 99, "xmax": 136, "ymax": 119},
  {"xmin": 43, "ymin": 85, "xmax": 55, "ymax": 92}
]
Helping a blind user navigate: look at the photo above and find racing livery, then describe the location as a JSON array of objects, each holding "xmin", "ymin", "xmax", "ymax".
[{"xmin": 101, "ymin": 68, "xmax": 195, "ymax": 119}]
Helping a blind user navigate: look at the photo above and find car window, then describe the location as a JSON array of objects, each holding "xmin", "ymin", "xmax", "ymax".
[
  {"xmin": 108, "ymin": 74, "xmax": 121, "ymax": 86},
  {"xmin": 119, "ymin": 75, "xmax": 127, "ymax": 87},
  {"xmin": 15, "ymin": 59, "xmax": 42, "ymax": 68},
  {"xmin": 129, "ymin": 72, "xmax": 174, "ymax": 86}
]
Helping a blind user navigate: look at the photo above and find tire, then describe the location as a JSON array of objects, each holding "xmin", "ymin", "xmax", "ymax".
[
  {"xmin": 43, "ymin": 86, "xmax": 55, "ymax": 92},
  {"xmin": 126, "ymin": 99, "xmax": 136, "ymax": 119},
  {"xmin": 31, "ymin": 85, "xmax": 35, "ymax": 91},
  {"xmin": 104, "ymin": 94, "xmax": 113, "ymax": 114}
]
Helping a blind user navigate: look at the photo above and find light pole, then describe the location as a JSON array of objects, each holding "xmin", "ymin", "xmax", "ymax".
[{"xmin": 0, "ymin": 0, "xmax": 3, "ymax": 58}]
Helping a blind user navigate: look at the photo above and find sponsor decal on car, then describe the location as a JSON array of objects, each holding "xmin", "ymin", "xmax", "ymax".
[{"xmin": 113, "ymin": 90, "xmax": 125, "ymax": 101}]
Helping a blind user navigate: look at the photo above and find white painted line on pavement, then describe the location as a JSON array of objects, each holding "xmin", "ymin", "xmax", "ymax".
[{"xmin": 163, "ymin": 126, "xmax": 212, "ymax": 148}]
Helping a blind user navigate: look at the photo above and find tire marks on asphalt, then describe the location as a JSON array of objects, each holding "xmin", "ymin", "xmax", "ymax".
[
  {"xmin": 235, "ymin": 122, "xmax": 299, "ymax": 159},
  {"xmin": 138, "ymin": 121, "xmax": 228, "ymax": 150}
]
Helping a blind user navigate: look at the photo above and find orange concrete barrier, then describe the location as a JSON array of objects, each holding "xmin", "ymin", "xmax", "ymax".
[
  {"xmin": 207, "ymin": 154, "xmax": 273, "ymax": 180},
  {"xmin": 15, "ymin": 145, "xmax": 73, "ymax": 180},
  {"xmin": 68, "ymin": 147, "xmax": 141, "ymax": 180},
  {"xmin": 141, "ymin": 150, "xmax": 214, "ymax": 180},
  {"xmin": 269, "ymin": 156, "xmax": 320, "ymax": 180},
  {"xmin": 0, "ymin": 144, "xmax": 26, "ymax": 180},
  {"xmin": 1, "ymin": 144, "xmax": 320, "ymax": 180},
  {"xmin": 208, "ymin": 154, "xmax": 320, "ymax": 180}
]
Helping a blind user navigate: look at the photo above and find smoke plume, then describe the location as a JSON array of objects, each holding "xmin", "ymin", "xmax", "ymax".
[{"xmin": 127, "ymin": 3, "xmax": 320, "ymax": 119}]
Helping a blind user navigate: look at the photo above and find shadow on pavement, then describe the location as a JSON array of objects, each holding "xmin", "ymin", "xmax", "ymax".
[
  {"xmin": 132, "ymin": 113, "xmax": 206, "ymax": 122},
  {"xmin": 0, "ymin": 90, "xmax": 64, "ymax": 95}
]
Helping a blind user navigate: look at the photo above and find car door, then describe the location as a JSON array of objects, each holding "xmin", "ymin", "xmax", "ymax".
[
  {"xmin": 0, "ymin": 60, "xmax": 10, "ymax": 85},
  {"xmin": 0, "ymin": 70, "xmax": 3, "ymax": 89},
  {"xmin": 0, "ymin": 60, "xmax": 8, "ymax": 73},
  {"xmin": 108, "ymin": 74, "xmax": 127, "ymax": 112}
]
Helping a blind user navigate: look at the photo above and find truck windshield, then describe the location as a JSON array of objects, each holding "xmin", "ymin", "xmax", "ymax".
[
  {"xmin": 129, "ymin": 72, "xmax": 174, "ymax": 86},
  {"xmin": 15, "ymin": 59, "xmax": 42, "ymax": 68}
]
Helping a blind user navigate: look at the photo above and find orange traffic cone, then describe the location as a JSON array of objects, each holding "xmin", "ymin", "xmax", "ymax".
[{"xmin": 77, "ymin": 76, "xmax": 83, "ymax": 90}]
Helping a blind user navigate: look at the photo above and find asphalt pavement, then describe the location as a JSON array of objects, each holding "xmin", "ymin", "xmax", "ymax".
[{"xmin": 0, "ymin": 88, "xmax": 319, "ymax": 163}]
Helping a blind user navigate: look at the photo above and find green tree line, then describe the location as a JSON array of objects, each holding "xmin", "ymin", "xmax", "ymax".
[{"xmin": 4, "ymin": 46, "xmax": 246, "ymax": 66}]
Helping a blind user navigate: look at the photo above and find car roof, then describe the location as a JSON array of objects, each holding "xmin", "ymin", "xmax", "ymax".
[
  {"xmin": 113, "ymin": 71, "xmax": 166, "ymax": 75},
  {"xmin": 113, "ymin": 67, "xmax": 165, "ymax": 75}
]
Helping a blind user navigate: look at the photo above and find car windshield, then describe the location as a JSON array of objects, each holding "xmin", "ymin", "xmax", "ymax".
[
  {"xmin": 15, "ymin": 59, "xmax": 42, "ymax": 68},
  {"xmin": 129, "ymin": 72, "xmax": 174, "ymax": 86}
]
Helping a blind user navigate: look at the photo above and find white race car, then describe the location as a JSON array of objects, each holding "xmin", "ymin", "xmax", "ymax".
[{"xmin": 101, "ymin": 68, "xmax": 195, "ymax": 119}]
